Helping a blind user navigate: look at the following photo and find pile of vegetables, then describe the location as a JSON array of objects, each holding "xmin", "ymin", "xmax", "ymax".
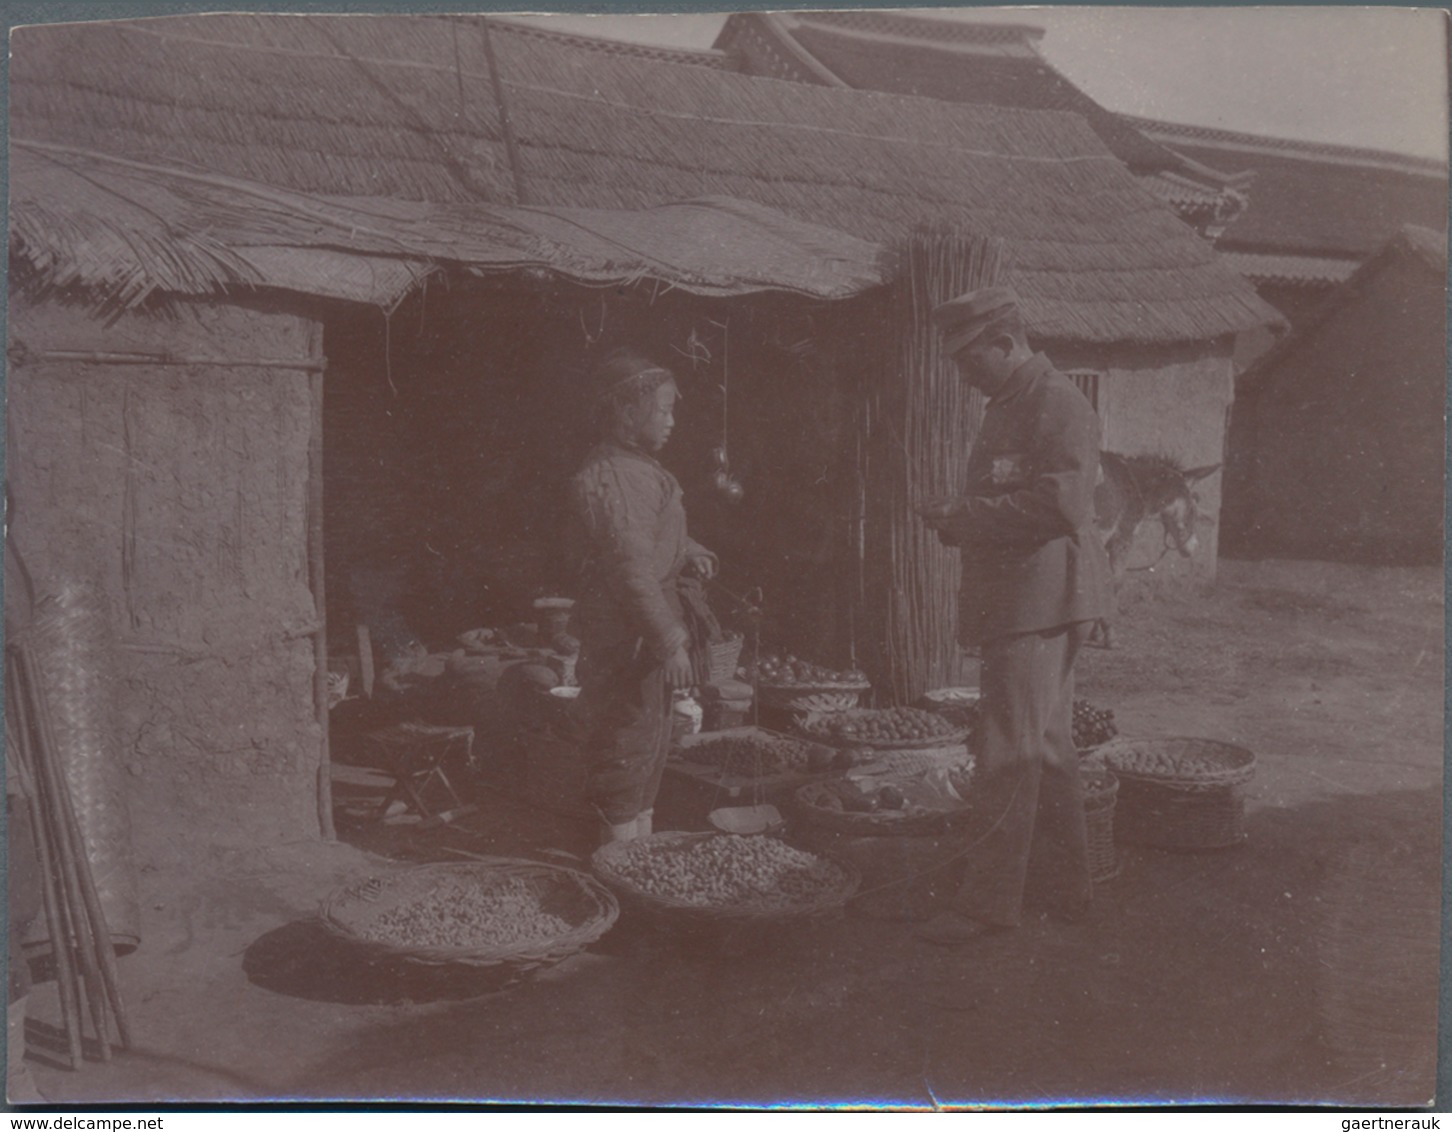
[
  {"xmin": 804, "ymin": 706, "xmax": 963, "ymax": 747},
  {"xmin": 606, "ymin": 835, "xmax": 846, "ymax": 908},
  {"xmin": 358, "ymin": 876, "xmax": 572, "ymax": 951},
  {"xmin": 1073, "ymin": 699, "xmax": 1118, "ymax": 751},
  {"xmin": 749, "ymin": 652, "xmax": 869, "ymax": 688},
  {"xmin": 680, "ymin": 733, "xmax": 844, "ymax": 776}
]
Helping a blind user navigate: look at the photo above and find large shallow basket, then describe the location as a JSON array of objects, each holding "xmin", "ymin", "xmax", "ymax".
[
  {"xmin": 1081, "ymin": 766, "xmax": 1120, "ymax": 883},
  {"xmin": 1100, "ymin": 737, "xmax": 1256, "ymax": 850},
  {"xmin": 320, "ymin": 859, "xmax": 618, "ymax": 970},
  {"xmin": 758, "ymin": 683, "xmax": 868, "ymax": 714},
  {"xmin": 591, "ymin": 831, "xmax": 858, "ymax": 930},
  {"xmin": 795, "ymin": 709, "xmax": 970, "ymax": 751}
]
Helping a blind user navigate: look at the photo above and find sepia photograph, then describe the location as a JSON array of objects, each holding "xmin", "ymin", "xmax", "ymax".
[{"xmin": 3, "ymin": 3, "xmax": 1447, "ymax": 1111}]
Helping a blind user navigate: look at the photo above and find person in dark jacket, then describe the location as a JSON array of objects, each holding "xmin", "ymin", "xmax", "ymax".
[
  {"xmin": 565, "ymin": 351, "xmax": 717, "ymax": 845},
  {"xmin": 915, "ymin": 287, "xmax": 1113, "ymax": 943}
]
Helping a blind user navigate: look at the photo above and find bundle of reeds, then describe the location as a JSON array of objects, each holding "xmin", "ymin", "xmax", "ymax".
[{"xmin": 866, "ymin": 228, "xmax": 1005, "ymax": 704}]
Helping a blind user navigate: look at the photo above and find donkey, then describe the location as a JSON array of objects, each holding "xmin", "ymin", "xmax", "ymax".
[{"xmin": 1090, "ymin": 452, "xmax": 1220, "ymax": 646}]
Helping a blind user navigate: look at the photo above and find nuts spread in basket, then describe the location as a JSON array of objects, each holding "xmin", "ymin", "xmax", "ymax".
[
  {"xmin": 679, "ymin": 733, "xmax": 839, "ymax": 775},
  {"xmin": 358, "ymin": 876, "xmax": 573, "ymax": 951},
  {"xmin": 605, "ymin": 835, "xmax": 846, "ymax": 908},
  {"xmin": 805, "ymin": 706, "xmax": 961, "ymax": 745},
  {"xmin": 1109, "ymin": 748, "xmax": 1223, "ymax": 778},
  {"xmin": 748, "ymin": 652, "xmax": 868, "ymax": 688}
]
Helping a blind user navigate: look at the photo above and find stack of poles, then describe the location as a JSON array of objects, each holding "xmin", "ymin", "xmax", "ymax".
[
  {"xmin": 6, "ymin": 641, "xmax": 131, "ymax": 1068},
  {"xmin": 876, "ymin": 230, "xmax": 1005, "ymax": 704}
]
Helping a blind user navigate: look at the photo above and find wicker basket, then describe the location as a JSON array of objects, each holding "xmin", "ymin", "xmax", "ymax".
[
  {"xmin": 1081, "ymin": 766, "xmax": 1120, "ymax": 883},
  {"xmin": 757, "ymin": 683, "xmax": 867, "ymax": 714},
  {"xmin": 1100, "ymin": 737, "xmax": 1255, "ymax": 850},
  {"xmin": 795, "ymin": 711, "xmax": 970, "ymax": 751},
  {"xmin": 320, "ymin": 859, "xmax": 619, "ymax": 970},
  {"xmin": 708, "ymin": 634, "xmax": 745, "ymax": 685},
  {"xmin": 591, "ymin": 831, "xmax": 858, "ymax": 929}
]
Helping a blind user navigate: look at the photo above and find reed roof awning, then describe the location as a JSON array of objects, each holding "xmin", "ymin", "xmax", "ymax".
[{"xmin": 10, "ymin": 142, "xmax": 889, "ymax": 313}]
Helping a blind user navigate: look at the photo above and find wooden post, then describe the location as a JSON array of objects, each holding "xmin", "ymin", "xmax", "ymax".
[{"xmin": 308, "ymin": 339, "xmax": 336, "ymax": 842}]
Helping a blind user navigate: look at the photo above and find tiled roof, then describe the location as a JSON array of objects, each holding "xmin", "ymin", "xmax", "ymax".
[{"xmin": 1220, "ymin": 252, "xmax": 1360, "ymax": 287}]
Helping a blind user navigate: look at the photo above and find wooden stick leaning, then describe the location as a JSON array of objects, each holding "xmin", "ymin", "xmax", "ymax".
[
  {"xmin": 15, "ymin": 644, "xmax": 131, "ymax": 1054},
  {"xmin": 14, "ymin": 647, "xmax": 111, "ymax": 1061},
  {"xmin": 5, "ymin": 656, "xmax": 84, "ymax": 1069}
]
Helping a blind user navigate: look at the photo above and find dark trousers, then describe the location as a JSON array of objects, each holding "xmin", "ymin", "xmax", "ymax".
[
  {"xmin": 954, "ymin": 620, "xmax": 1094, "ymax": 927},
  {"xmin": 574, "ymin": 639, "xmax": 673, "ymax": 826}
]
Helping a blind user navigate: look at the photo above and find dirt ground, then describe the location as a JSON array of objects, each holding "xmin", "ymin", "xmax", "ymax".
[{"xmin": 16, "ymin": 558, "xmax": 1445, "ymax": 1110}]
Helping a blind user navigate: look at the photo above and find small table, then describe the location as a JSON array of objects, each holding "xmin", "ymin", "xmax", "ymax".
[{"xmin": 366, "ymin": 722, "xmax": 478, "ymax": 827}]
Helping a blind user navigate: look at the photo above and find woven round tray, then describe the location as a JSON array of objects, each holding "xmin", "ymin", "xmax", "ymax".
[
  {"xmin": 320, "ymin": 859, "xmax": 619, "ymax": 969},
  {"xmin": 758, "ymin": 684, "xmax": 866, "ymax": 714},
  {"xmin": 790, "ymin": 779, "xmax": 973, "ymax": 838},
  {"xmin": 590, "ymin": 831, "xmax": 859, "ymax": 929},
  {"xmin": 795, "ymin": 711, "xmax": 970, "ymax": 751}
]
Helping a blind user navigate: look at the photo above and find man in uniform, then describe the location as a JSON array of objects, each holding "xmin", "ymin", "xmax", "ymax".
[{"xmin": 915, "ymin": 287, "xmax": 1113, "ymax": 943}]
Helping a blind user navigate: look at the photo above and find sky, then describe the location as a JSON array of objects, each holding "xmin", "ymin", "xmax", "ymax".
[{"xmin": 506, "ymin": 7, "xmax": 1449, "ymax": 162}]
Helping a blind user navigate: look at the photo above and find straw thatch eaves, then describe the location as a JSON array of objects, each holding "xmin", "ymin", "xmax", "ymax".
[
  {"xmin": 10, "ymin": 13, "xmax": 1284, "ymax": 343},
  {"xmin": 10, "ymin": 141, "xmax": 887, "ymax": 315}
]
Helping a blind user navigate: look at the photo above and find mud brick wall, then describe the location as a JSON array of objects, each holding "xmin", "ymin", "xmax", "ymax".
[{"xmin": 8, "ymin": 294, "xmax": 325, "ymax": 866}]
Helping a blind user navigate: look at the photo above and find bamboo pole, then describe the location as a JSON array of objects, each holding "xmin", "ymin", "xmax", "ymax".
[
  {"xmin": 25, "ymin": 648, "xmax": 132, "ymax": 1050},
  {"xmin": 308, "ymin": 365, "xmax": 336, "ymax": 843},
  {"xmin": 14, "ymin": 647, "xmax": 114, "ymax": 1059},
  {"xmin": 6, "ymin": 657, "xmax": 83, "ymax": 1069}
]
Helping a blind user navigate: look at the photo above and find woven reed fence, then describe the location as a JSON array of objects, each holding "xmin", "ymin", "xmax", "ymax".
[{"xmin": 858, "ymin": 229, "xmax": 1005, "ymax": 705}]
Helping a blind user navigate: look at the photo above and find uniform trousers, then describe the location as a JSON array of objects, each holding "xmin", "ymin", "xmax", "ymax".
[
  {"xmin": 954, "ymin": 620, "xmax": 1095, "ymax": 927},
  {"xmin": 574, "ymin": 638, "xmax": 673, "ymax": 826}
]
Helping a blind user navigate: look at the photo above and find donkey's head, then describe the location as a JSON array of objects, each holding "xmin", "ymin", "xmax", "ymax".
[{"xmin": 1134, "ymin": 456, "xmax": 1221, "ymax": 558}]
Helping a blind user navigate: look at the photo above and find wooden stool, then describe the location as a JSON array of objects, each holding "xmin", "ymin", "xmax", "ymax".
[{"xmin": 366, "ymin": 723, "xmax": 478, "ymax": 827}]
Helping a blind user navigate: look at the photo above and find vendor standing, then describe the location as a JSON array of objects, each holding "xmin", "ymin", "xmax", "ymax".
[
  {"xmin": 565, "ymin": 350, "xmax": 717, "ymax": 845},
  {"xmin": 915, "ymin": 287, "xmax": 1113, "ymax": 943}
]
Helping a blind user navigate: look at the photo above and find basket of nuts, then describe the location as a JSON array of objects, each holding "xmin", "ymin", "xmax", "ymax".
[
  {"xmin": 796, "ymin": 706, "xmax": 968, "ymax": 751},
  {"xmin": 1099, "ymin": 737, "xmax": 1256, "ymax": 850},
  {"xmin": 320, "ymin": 859, "xmax": 619, "ymax": 970},
  {"xmin": 590, "ymin": 831, "xmax": 858, "ymax": 929}
]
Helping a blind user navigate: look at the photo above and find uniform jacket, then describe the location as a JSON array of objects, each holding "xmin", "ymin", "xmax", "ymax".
[
  {"xmin": 566, "ymin": 441, "xmax": 711, "ymax": 663},
  {"xmin": 935, "ymin": 353, "xmax": 1113, "ymax": 645}
]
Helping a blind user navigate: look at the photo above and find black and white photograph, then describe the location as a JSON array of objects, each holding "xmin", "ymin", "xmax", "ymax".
[{"xmin": 3, "ymin": 3, "xmax": 1447, "ymax": 1111}]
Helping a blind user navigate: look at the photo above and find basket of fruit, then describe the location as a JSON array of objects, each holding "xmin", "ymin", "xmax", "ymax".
[
  {"xmin": 796, "ymin": 706, "xmax": 969, "ymax": 751},
  {"xmin": 750, "ymin": 652, "xmax": 870, "ymax": 714},
  {"xmin": 1081, "ymin": 765, "xmax": 1121, "ymax": 883},
  {"xmin": 665, "ymin": 728, "xmax": 852, "ymax": 817},
  {"xmin": 1099, "ymin": 737, "xmax": 1256, "ymax": 850},
  {"xmin": 590, "ymin": 831, "xmax": 859, "ymax": 929},
  {"xmin": 791, "ymin": 762, "xmax": 975, "ymax": 837},
  {"xmin": 1073, "ymin": 699, "xmax": 1119, "ymax": 755},
  {"xmin": 320, "ymin": 859, "xmax": 619, "ymax": 970}
]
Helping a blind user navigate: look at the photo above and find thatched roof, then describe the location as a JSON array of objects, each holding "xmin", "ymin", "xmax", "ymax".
[
  {"xmin": 10, "ymin": 142, "xmax": 886, "ymax": 313},
  {"xmin": 9, "ymin": 13, "xmax": 1283, "ymax": 344}
]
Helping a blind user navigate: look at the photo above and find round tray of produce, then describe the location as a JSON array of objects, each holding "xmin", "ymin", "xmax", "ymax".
[
  {"xmin": 590, "ymin": 831, "xmax": 859, "ymax": 928},
  {"xmin": 674, "ymin": 730, "xmax": 849, "ymax": 777},
  {"xmin": 795, "ymin": 707, "xmax": 969, "ymax": 750},
  {"xmin": 792, "ymin": 762, "xmax": 975, "ymax": 837},
  {"xmin": 320, "ymin": 859, "xmax": 619, "ymax": 970}
]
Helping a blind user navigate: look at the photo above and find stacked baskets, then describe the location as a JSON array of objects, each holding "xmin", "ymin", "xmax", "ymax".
[
  {"xmin": 320, "ymin": 859, "xmax": 619, "ymax": 974},
  {"xmin": 1099, "ymin": 737, "xmax": 1256, "ymax": 850}
]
